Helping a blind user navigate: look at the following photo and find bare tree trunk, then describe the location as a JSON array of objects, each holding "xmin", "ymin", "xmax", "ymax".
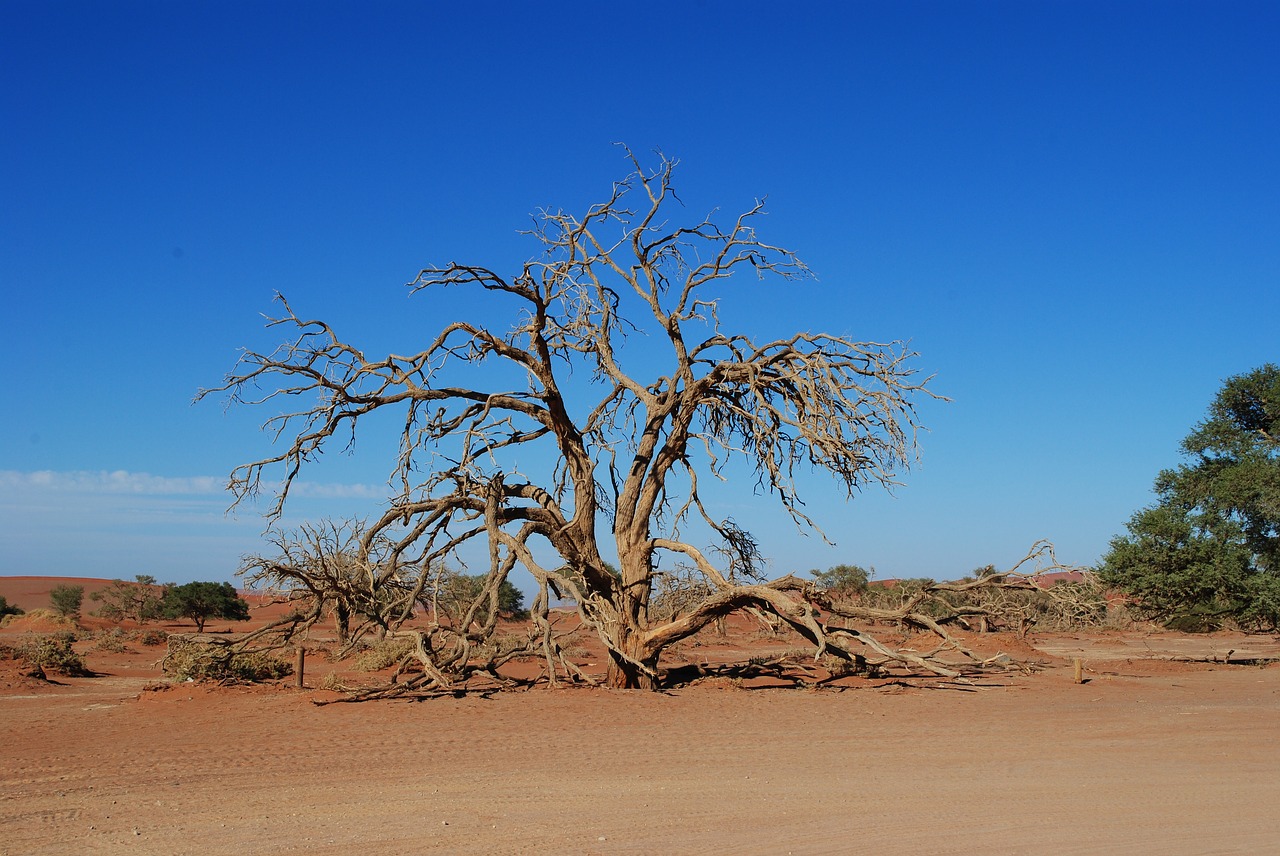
[
  {"xmin": 333, "ymin": 602, "xmax": 350, "ymax": 646},
  {"xmin": 605, "ymin": 626, "xmax": 659, "ymax": 690}
]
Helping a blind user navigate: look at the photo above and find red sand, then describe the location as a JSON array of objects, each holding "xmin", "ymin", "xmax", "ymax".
[{"xmin": 3, "ymin": 576, "xmax": 1279, "ymax": 855}]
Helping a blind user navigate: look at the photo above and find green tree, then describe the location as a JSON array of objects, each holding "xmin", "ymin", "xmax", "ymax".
[
  {"xmin": 90, "ymin": 576, "xmax": 167, "ymax": 623},
  {"xmin": 49, "ymin": 584, "xmax": 84, "ymax": 619},
  {"xmin": 0, "ymin": 595, "xmax": 23, "ymax": 619},
  {"xmin": 1100, "ymin": 365, "xmax": 1280, "ymax": 630},
  {"xmin": 810, "ymin": 564, "xmax": 871, "ymax": 596},
  {"xmin": 433, "ymin": 571, "xmax": 529, "ymax": 628},
  {"xmin": 162, "ymin": 582, "xmax": 251, "ymax": 632}
]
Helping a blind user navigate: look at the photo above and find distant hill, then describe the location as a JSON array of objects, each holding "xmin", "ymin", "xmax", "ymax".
[{"xmin": 0, "ymin": 576, "xmax": 121, "ymax": 612}]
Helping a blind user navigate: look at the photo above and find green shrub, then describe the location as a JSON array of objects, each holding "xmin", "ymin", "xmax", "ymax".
[
  {"xmin": 811, "ymin": 564, "xmax": 871, "ymax": 596},
  {"xmin": 19, "ymin": 633, "xmax": 90, "ymax": 676},
  {"xmin": 431, "ymin": 572, "xmax": 529, "ymax": 626},
  {"xmin": 49, "ymin": 585, "xmax": 84, "ymax": 619},
  {"xmin": 0, "ymin": 595, "xmax": 23, "ymax": 619}
]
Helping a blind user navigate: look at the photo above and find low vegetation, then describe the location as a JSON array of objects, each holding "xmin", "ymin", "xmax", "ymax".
[
  {"xmin": 90, "ymin": 627, "xmax": 132, "ymax": 653},
  {"xmin": 162, "ymin": 635, "xmax": 291, "ymax": 683},
  {"xmin": 138, "ymin": 629, "xmax": 169, "ymax": 646},
  {"xmin": 352, "ymin": 637, "xmax": 415, "ymax": 672},
  {"xmin": 1, "ymin": 632, "xmax": 90, "ymax": 677}
]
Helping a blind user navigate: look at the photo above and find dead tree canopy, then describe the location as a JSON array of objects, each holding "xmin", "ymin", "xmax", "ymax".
[
  {"xmin": 238, "ymin": 518, "xmax": 413, "ymax": 647},
  {"xmin": 206, "ymin": 148, "xmax": 955, "ymax": 691}
]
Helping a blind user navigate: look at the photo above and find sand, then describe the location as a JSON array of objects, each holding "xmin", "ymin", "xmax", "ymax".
[{"xmin": 2, "ymin": 576, "xmax": 1278, "ymax": 855}]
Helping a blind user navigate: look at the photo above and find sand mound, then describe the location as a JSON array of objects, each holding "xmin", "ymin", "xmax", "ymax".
[{"xmin": 1, "ymin": 609, "xmax": 77, "ymax": 634}]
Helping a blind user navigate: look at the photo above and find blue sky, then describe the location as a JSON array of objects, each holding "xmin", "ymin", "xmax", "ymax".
[{"xmin": 2, "ymin": 2, "xmax": 1277, "ymax": 589}]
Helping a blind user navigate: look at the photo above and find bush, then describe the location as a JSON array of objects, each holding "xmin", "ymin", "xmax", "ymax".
[
  {"xmin": 318, "ymin": 671, "xmax": 349, "ymax": 691},
  {"xmin": 162, "ymin": 635, "xmax": 292, "ymax": 683},
  {"xmin": 811, "ymin": 564, "xmax": 871, "ymax": 596},
  {"xmin": 229, "ymin": 650, "xmax": 294, "ymax": 682},
  {"xmin": 49, "ymin": 585, "xmax": 84, "ymax": 619},
  {"xmin": 353, "ymin": 637, "xmax": 415, "ymax": 671},
  {"xmin": 1, "ymin": 607, "xmax": 76, "ymax": 630},
  {"xmin": 848, "ymin": 573, "xmax": 1114, "ymax": 635},
  {"xmin": 137, "ymin": 629, "xmax": 170, "ymax": 646},
  {"xmin": 0, "ymin": 595, "xmax": 23, "ymax": 619},
  {"xmin": 860, "ymin": 578, "xmax": 937, "ymax": 614},
  {"xmin": 17, "ymin": 633, "xmax": 90, "ymax": 676},
  {"xmin": 91, "ymin": 627, "xmax": 131, "ymax": 653}
]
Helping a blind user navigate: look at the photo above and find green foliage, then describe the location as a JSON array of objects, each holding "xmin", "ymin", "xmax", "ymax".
[
  {"xmin": 162, "ymin": 582, "xmax": 251, "ymax": 632},
  {"xmin": 1100, "ymin": 365, "xmax": 1280, "ymax": 630},
  {"xmin": 0, "ymin": 595, "xmax": 22, "ymax": 619},
  {"xmin": 859, "ymin": 578, "xmax": 936, "ymax": 613},
  {"xmin": 90, "ymin": 576, "xmax": 166, "ymax": 623},
  {"xmin": 811, "ymin": 564, "xmax": 871, "ymax": 595},
  {"xmin": 432, "ymin": 572, "xmax": 529, "ymax": 627},
  {"xmin": 17, "ymin": 632, "xmax": 90, "ymax": 676},
  {"xmin": 49, "ymin": 584, "xmax": 84, "ymax": 619}
]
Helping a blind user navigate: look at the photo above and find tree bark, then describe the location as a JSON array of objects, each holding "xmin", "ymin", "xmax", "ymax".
[
  {"xmin": 333, "ymin": 602, "xmax": 350, "ymax": 645},
  {"xmin": 604, "ymin": 626, "xmax": 658, "ymax": 690}
]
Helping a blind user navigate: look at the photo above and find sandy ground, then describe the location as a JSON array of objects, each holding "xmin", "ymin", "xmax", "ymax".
[{"xmin": 3, "ymin": 577, "xmax": 1280, "ymax": 855}]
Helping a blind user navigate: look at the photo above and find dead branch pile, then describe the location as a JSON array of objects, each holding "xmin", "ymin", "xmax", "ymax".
[{"xmin": 163, "ymin": 634, "xmax": 293, "ymax": 683}]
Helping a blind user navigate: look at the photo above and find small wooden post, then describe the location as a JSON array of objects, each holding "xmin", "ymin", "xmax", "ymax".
[
  {"xmin": 1073, "ymin": 657, "xmax": 1084, "ymax": 684},
  {"xmin": 295, "ymin": 647, "xmax": 306, "ymax": 689}
]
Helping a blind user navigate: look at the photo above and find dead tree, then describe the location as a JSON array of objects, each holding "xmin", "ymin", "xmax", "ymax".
[
  {"xmin": 238, "ymin": 518, "xmax": 414, "ymax": 648},
  {"xmin": 204, "ymin": 148, "xmax": 973, "ymax": 691},
  {"xmin": 813, "ymin": 540, "xmax": 1090, "ymax": 674}
]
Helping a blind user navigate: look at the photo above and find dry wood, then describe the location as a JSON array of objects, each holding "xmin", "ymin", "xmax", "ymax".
[{"xmin": 201, "ymin": 148, "xmax": 1060, "ymax": 694}]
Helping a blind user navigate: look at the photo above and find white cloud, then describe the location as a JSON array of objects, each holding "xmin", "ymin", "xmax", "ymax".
[
  {"xmin": 285, "ymin": 481, "xmax": 385, "ymax": 500},
  {"xmin": 0, "ymin": 469, "xmax": 224, "ymax": 495},
  {"xmin": 0, "ymin": 469, "xmax": 383, "ymax": 499},
  {"xmin": 0, "ymin": 469, "xmax": 390, "ymax": 580}
]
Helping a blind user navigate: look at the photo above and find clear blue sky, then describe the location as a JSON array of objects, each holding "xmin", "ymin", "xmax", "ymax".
[{"xmin": 2, "ymin": 2, "xmax": 1277, "ymax": 588}]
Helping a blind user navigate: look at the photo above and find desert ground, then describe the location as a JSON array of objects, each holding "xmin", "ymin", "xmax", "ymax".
[{"xmin": 2, "ymin": 576, "xmax": 1279, "ymax": 855}]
